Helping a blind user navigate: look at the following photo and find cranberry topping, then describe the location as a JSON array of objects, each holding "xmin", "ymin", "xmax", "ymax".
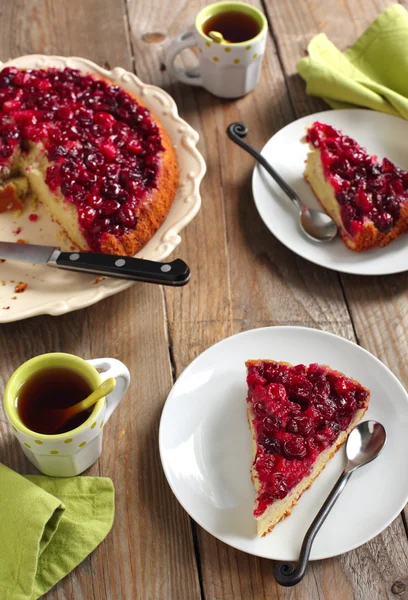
[
  {"xmin": 0, "ymin": 67, "xmax": 165, "ymax": 251},
  {"xmin": 246, "ymin": 361, "xmax": 369, "ymax": 518},
  {"xmin": 306, "ymin": 122, "xmax": 407, "ymax": 236}
]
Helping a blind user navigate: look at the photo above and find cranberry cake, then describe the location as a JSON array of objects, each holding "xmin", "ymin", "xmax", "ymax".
[
  {"xmin": 304, "ymin": 122, "xmax": 408, "ymax": 251},
  {"xmin": 0, "ymin": 66, "xmax": 179, "ymax": 255},
  {"xmin": 246, "ymin": 360, "xmax": 370, "ymax": 537}
]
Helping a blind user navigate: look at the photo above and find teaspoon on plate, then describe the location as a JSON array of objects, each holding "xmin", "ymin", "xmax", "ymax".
[
  {"xmin": 226, "ymin": 122, "xmax": 338, "ymax": 243},
  {"xmin": 273, "ymin": 420, "xmax": 387, "ymax": 587}
]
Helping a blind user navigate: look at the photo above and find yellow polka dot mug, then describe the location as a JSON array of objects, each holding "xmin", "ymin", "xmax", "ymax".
[
  {"xmin": 166, "ymin": 1, "xmax": 267, "ymax": 98},
  {"xmin": 4, "ymin": 353, "xmax": 130, "ymax": 477}
]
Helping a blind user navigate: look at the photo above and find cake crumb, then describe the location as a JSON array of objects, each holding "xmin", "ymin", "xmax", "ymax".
[
  {"xmin": 15, "ymin": 282, "xmax": 27, "ymax": 293},
  {"xmin": 16, "ymin": 239, "xmax": 27, "ymax": 244},
  {"xmin": 11, "ymin": 296, "xmax": 16, "ymax": 300},
  {"xmin": 0, "ymin": 259, "xmax": 5, "ymax": 263},
  {"xmin": 13, "ymin": 227, "xmax": 22, "ymax": 235},
  {"xmin": 28, "ymin": 213, "xmax": 38, "ymax": 222},
  {"xmin": 93, "ymin": 276, "xmax": 107, "ymax": 285},
  {"xmin": 2, "ymin": 306, "xmax": 10, "ymax": 310},
  {"xmin": 0, "ymin": 280, "xmax": 5, "ymax": 286}
]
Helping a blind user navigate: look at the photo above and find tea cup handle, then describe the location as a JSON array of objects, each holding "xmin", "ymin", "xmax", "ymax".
[
  {"xmin": 166, "ymin": 30, "xmax": 204, "ymax": 87},
  {"xmin": 87, "ymin": 358, "xmax": 130, "ymax": 423}
]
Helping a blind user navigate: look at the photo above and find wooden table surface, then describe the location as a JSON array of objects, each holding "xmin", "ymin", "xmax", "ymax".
[{"xmin": 0, "ymin": 0, "xmax": 407, "ymax": 598}]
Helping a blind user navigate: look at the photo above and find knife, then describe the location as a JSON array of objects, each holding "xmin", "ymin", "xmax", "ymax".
[{"xmin": 0, "ymin": 241, "xmax": 190, "ymax": 286}]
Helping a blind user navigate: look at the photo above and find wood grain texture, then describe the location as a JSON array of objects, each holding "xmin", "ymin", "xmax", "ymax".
[
  {"xmin": 0, "ymin": 1, "xmax": 201, "ymax": 599},
  {"xmin": 0, "ymin": 0, "xmax": 406, "ymax": 598},
  {"xmin": 126, "ymin": 0, "xmax": 391, "ymax": 599},
  {"xmin": 264, "ymin": 1, "xmax": 408, "ymax": 599}
]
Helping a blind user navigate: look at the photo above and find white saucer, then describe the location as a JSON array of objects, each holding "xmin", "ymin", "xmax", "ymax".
[
  {"xmin": 159, "ymin": 326, "xmax": 408, "ymax": 560},
  {"xmin": 252, "ymin": 109, "xmax": 408, "ymax": 275}
]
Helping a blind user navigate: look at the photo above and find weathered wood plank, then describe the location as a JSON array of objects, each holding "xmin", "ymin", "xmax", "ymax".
[
  {"xmin": 263, "ymin": 0, "xmax": 408, "ymax": 599},
  {"xmin": 126, "ymin": 0, "xmax": 388, "ymax": 598},
  {"xmin": 0, "ymin": 1, "xmax": 201, "ymax": 599}
]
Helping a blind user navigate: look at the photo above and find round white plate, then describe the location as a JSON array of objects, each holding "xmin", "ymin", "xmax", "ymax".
[
  {"xmin": 252, "ymin": 109, "xmax": 408, "ymax": 276},
  {"xmin": 159, "ymin": 326, "xmax": 408, "ymax": 561},
  {"xmin": 0, "ymin": 55, "xmax": 206, "ymax": 322}
]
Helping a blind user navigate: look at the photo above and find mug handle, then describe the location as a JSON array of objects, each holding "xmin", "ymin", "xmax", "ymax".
[
  {"xmin": 87, "ymin": 358, "xmax": 130, "ymax": 423},
  {"xmin": 166, "ymin": 29, "xmax": 204, "ymax": 87}
]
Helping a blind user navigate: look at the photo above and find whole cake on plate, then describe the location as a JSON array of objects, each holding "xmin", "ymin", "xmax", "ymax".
[
  {"xmin": 0, "ymin": 66, "xmax": 178, "ymax": 255},
  {"xmin": 245, "ymin": 359, "xmax": 370, "ymax": 537},
  {"xmin": 304, "ymin": 122, "xmax": 408, "ymax": 251}
]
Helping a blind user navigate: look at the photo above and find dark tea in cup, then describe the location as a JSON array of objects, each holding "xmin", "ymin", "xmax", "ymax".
[
  {"xmin": 17, "ymin": 366, "xmax": 93, "ymax": 434},
  {"xmin": 202, "ymin": 10, "xmax": 261, "ymax": 43}
]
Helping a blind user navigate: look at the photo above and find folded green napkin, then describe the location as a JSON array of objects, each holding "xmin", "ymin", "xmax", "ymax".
[
  {"xmin": 297, "ymin": 4, "xmax": 408, "ymax": 119},
  {"xmin": 0, "ymin": 464, "xmax": 114, "ymax": 600}
]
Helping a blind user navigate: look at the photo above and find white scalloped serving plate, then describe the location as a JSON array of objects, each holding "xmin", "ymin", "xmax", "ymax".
[{"xmin": 0, "ymin": 55, "xmax": 206, "ymax": 322}]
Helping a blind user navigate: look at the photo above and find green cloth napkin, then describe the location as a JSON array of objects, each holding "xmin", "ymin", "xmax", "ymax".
[
  {"xmin": 297, "ymin": 4, "xmax": 408, "ymax": 119},
  {"xmin": 0, "ymin": 464, "xmax": 114, "ymax": 600}
]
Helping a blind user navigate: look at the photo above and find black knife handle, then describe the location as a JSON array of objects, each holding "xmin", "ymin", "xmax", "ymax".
[{"xmin": 54, "ymin": 252, "xmax": 190, "ymax": 286}]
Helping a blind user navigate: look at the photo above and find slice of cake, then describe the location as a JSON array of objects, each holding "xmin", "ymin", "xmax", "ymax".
[
  {"xmin": 246, "ymin": 360, "xmax": 370, "ymax": 537},
  {"xmin": 304, "ymin": 122, "xmax": 408, "ymax": 251},
  {"xmin": 0, "ymin": 66, "xmax": 179, "ymax": 256}
]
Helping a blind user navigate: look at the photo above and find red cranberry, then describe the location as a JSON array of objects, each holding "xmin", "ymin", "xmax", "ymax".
[
  {"xmin": 259, "ymin": 435, "xmax": 281, "ymax": 455},
  {"xmin": 355, "ymin": 388, "xmax": 369, "ymax": 407},
  {"xmin": 48, "ymin": 145, "xmax": 67, "ymax": 161},
  {"xmin": 269, "ymin": 473, "xmax": 288, "ymax": 499},
  {"xmin": 116, "ymin": 205, "xmax": 136, "ymax": 227},
  {"xmin": 382, "ymin": 157, "xmax": 395, "ymax": 173},
  {"xmin": 77, "ymin": 171, "xmax": 97, "ymax": 188},
  {"xmin": 263, "ymin": 362, "xmax": 279, "ymax": 382},
  {"xmin": 253, "ymin": 402, "xmax": 268, "ymax": 419},
  {"xmin": 315, "ymin": 398, "xmax": 337, "ymax": 420},
  {"xmin": 100, "ymin": 199, "xmax": 121, "ymax": 216},
  {"xmin": 87, "ymin": 194, "xmax": 103, "ymax": 209},
  {"xmin": 287, "ymin": 416, "xmax": 314, "ymax": 436},
  {"xmin": 265, "ymin": 382, "xmax": 287, "ymax": 403},
  {"xmin": 100, "ymin": 141, "xmax": 117, "ymax": 161},
  {"xmin": 274, "ymin": 366, "xmax": 290, "ymax": 385},
  {"xmin": 313, "ymin": 376, "xmax": 330, "ymax": 402},
  {"xmin": 349, "ymin": 220, "xmax": 364, "ymax": 237},
  {"xmin": 127, "ymin": 139, "xmax": 143, "ymax": 155},
  {"xmin": 247, "ymin": 372, "xmax": 266, "ymax": 387},
  {"xmin": 366, "ymin": 163, "xmax": 382, "ymax": 177},
  {"xmin": 263, "ymin": 415, "xmax": 283, "ymax": 434},
  {"xmin": 255, "ymin": 454, "xmax": 276, "ymax": 479},
  {"xmin": 341, "ymin": 204, "xmax": 355, "ymax": 227},
  {"xmin": 66, "ymin": 125, "xmax": 80, "ymax": 140},
  {"xmin": 57, "ymin": 106, "xmax": 73, "ymax": 120},
  {"xmin": 101, "ymin": 181, "xmax": 122, "ymax": 199},
  {"xmin": 332, "ymin": 376, "xmax": 354, "ymax": 395},
  {"xmin": 289, "ymin": 374, "xmax": 313, "ymax": 400},
  {"xmin": 13, "ymin": 71, "xmax": 31, "ymax": 87},
  {"xmin": 336, "ymin": 394, "xmax": 356, "ymax": 415},
  {"xmin": 78, "ymin": 206, "xmax": 97, "ymax": 228},
  {"xmin": 355, "ymin": 190, "xmax": 373, "ymax": 213},
  {"xmin": 94, "ymin": 112, "xmax": 116, "ymax": 128},
  {"xmin": 85, "ymin": 152, "xmax": 104, "ymax": 172},
  {"xmin": 283, "ymin": 436, "xmax": 307, "ymax": 460}
]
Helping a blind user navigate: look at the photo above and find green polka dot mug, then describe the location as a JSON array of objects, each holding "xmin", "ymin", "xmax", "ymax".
[
  {"xmin": 4, "ymin": 353, "xmax": 130, "ymax": 477},
  {"xmin": 166, "ymin": 1, "xmax": 267, "ymax": 98}
]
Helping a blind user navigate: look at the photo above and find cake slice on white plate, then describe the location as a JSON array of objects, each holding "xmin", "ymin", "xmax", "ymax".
[
  {"xmin": 303, "ymin": 121, "xmax": 408, "ymax": 251},
  {"xmin": 245, "ymin": 359, "xmax": 370, "ymax": 536}
]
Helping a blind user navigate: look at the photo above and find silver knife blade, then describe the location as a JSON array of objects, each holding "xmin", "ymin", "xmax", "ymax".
[{"xmin": 0, "ymin": 241, "xmax": 60, "ymax": 264}]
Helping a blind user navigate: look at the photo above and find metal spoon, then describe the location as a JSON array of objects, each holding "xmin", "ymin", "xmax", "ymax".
[
  {"xmin": 226, "ymin": 122, "xmax": 338, "ymax": 243},
  {"xmin": 274, "ymin": 420, "xmax": 387, "ymax": 587}
]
